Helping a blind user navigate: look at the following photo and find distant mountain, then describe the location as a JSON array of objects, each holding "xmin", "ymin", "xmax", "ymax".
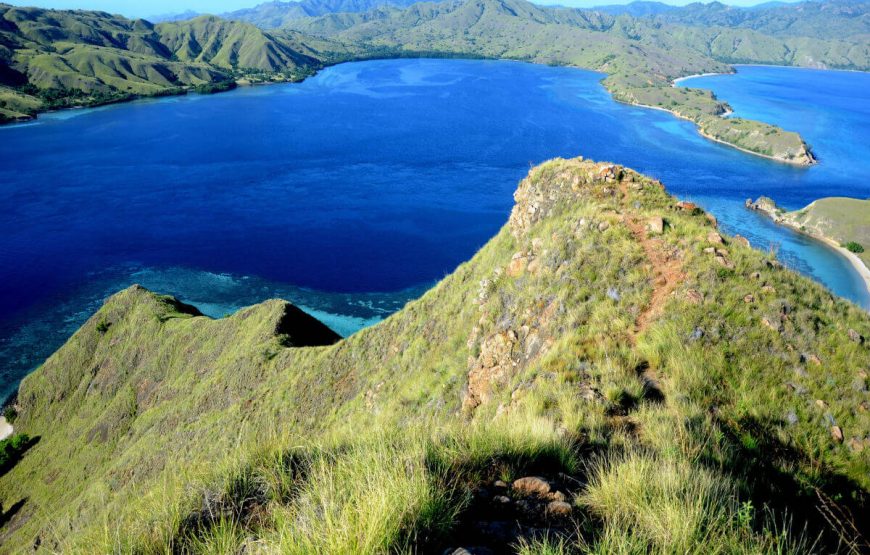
[
  {"xmin": 223, "ymin": 0, "xmax": 431, "ymax": 28},
  {"xmin": 647, "ymin": 0, "xmax": 869, "ymax": 39},
  {"xmin": 592, "ymin": 1, "xmax": 677, "ymax": 17},
  {"xmin": 148, "ymin": 9, "xmax": 201, "ymax": 22}
]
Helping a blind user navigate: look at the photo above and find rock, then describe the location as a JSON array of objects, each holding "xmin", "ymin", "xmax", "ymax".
[
  {"xmin": 750, "ymin": 271, "xmax": 762, "ymax": 280},
  {"xmin": 831, "ymin": 426, "xmax": 844, "ymax": 443},
  {"xmin": 647, "ymin": 216, "xmax": 665, "ymax": 235},
  {"xmin": 493, "ymin": 495, "xmax": 511, "ymax": 505},
  {"xmin": 527, "ymin": 258, "xmax": 541, "ymax": 275},
  {"xmin": 685, "ymin": 289, "xmax": 703, "ymax": 304},
  {"xmin": 545, "ymin": 501, "xmax": 573, "ymax": 518},
  {"xmin": 512, "ymin": 476, "xmax": 551, "ymax": 497},
  {"xmin": 806, "ymin": 354, "xmax": 822, "ymax": 366},
  {"xmin": 547, "ymin": 490, "xmax": 567, "ymax": 502},
  {"xmin": 761, "ymin": 285, "xmax": 776, "ymax": 294},
  {"xmin": 703, "ymin": 247, "xmax": 716, "ymax": 254},
  {"xmin": 715, "ymin": 255, "xmax": 735, "ymax": 269},
  {"xmin": 507, "ymin": 254, "xmax": 528, "ymax": 277},
  {"xmin": 744, "ymin": 294, "xmax": 755, "ymax": 304},
  {"xmin": 762, "ymin": 317, "xmax": 782, "ymax": 333},
  {"xmin": 815, "ymin": 399, "xmax": 828, "ymax": 409},
  {"xmin": 734, "ymin": 235, "xmax": 750, "ymax": 248},
  {"xmin": 848, "ymin": 329, "xmax": 864, "ymax": 344},
  {"xmin": 847, "ymin": 437, "xmax": 864, "ymax": 453},
  {"xmin": 690, "ymin": 327, "xmax": 705, "ymax": 341},
  {"xmin": 707, "ymin": 232, "xmax": 724, "ymax": 245},
  {"xmin": 676, "ymin": 201, "xmax": 698, "ymax": 212},
  {"xmin": 606, "ymin": 287, "xmax": 621, "ymax": 302},
  {"xmin": 598, "ymin": 221, "xmax": 610, "ymax": 232},
  {"xmin": 493, "ymin": 480, "xmax": 508, "ymax": 489},
  {"xmin": 531, "ymin": 237, "xmax": 544, "ymax": 253},
  {"xmin": 785, "ymin": 410, "xmax": 798, "ymax": 425},
  {"xmin": 444, "ymin": 547, "xmax": 495, "ymax": 555}
]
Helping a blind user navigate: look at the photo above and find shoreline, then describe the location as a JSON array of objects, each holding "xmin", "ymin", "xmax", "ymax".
[
  {"xmin": 672, "ymin": 71, "xmax": 730, "ymax": 86},
  {"xmin": 619, "ymin": 98, "xmax": 814, "ymax": 166},
  {"xmin": 779, "ymin": 221, "xmax": 870, "ymax": 303},
  {"xmin": 0, "ymin": 416, "xmax": 12, "ymax": 441},
  {"xmin": 747, "ymin": 199, "xmax": 870, "ymax": 307}
]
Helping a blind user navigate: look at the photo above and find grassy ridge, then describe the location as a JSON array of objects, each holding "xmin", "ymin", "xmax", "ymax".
[{"xmin": 1, "ymin": 158, "xmax": 867, "ymax": 552}]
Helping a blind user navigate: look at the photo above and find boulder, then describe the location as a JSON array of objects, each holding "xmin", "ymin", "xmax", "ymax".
[
  {"xmin": 743, "ymin": 294, "xmax": 755, "ymax": 304},
  {"xmin": 734, "ymin": 235, "xmax": 751, "ymax": 247},
  {"xmin": 647, "ymin": 216, "xmax": 665, "ymax": 235},
  {"xmin": 685, "ymin": 289, "xmax": 703, "ymax": 304},
  {"xmin": 848, "ymin": 329, "xmax": 864, "ymax": 344},
  {"xmin": 512, "ymin": 476, "xmax": 551, "ymax": 497},
  {"xmin": 831, "ymin": 426, "xmax": 844, "ymax": 443},
  {"xmin": 707, "ymin": 232, "xmax": 724, "ymax": 245},
  {"xmin": 676, "ymin": 201, "xmax": 698, "ymax": 212},
  {"xmin": 545, "ymin": 501, "xmax": 573, "ymax": 519}
]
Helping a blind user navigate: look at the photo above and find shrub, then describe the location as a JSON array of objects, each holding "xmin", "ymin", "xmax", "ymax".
[
  {"xmin": 843, "ymin": 241, "xmax": 865, "ymax": 254},
  {"xmin": 3, "ymin": 406, "xmax": 16, "ymax": 424}
]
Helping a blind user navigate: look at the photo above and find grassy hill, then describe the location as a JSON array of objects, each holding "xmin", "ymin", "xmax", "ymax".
[
  {"xmin": 789, "ymin": 197, "xmax": 870, "ymax": 267},
  {"xmin": 223, "ymin": 0, "xmax": 431, "ymax": 28},
  {"xmin": 1, "ymin": 158, "xmax": 868, "ymax": 552},
  {"xmin": 752, "ymin": 196, "xmax": 870, "ymax": 269},
  {"xmin": 0, "ymin": 4, "xmax": 344, "ymax": 123}
]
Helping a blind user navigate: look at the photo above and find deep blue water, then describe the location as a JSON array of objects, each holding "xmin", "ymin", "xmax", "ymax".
[{"xmin": 1, "ymin": 59, "xmax": 868, "ymax": 401}]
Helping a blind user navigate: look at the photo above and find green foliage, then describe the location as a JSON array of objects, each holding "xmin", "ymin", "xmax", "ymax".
[
  {"xmin": 844, "ymin": 241, "xmax": 865, "ymax": 254},
  {"xmin": 0, "ymin": 434, "xmax": 31, "ymax": 474},
  {"xmin": 3, "ymin": 406, "xmax": 16, "ymax": 424}
]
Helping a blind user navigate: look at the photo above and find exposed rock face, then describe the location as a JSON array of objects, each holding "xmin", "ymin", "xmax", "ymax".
[{"xmin": 746, "ymin": 196, "xmax": 784, "ymax": 221}]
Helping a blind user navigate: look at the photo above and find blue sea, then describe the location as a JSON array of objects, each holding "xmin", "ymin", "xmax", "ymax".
[{"xmin": 0, "ymin": 59, "xmax": 868, "ymax": 401}]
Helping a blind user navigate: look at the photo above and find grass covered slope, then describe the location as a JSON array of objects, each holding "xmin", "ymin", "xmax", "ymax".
[
  {"xmin": 0, "ymin": 4, "xmax": 340, "ymax": 122},
  {"xmin": 787, "ymin": 197, "xmax": 870, "ymax": 268},
  {"xmin": 1, "ymin": 159, "xmax": 869, "ymax": 552}
]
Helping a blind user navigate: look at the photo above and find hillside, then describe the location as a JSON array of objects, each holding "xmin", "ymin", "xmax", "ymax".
[
  {"xmin": 0, "ymin": 5, "xmax": 342, "ymax": 123},
  {"xmin": 1, "ymin": 158, "xmax": 868, "ymax": 552},
  {"xmin": 748, "ymin": 195, "xmax": 870, "ymax": 279},
  {"xmin": 223, "ymin": 0, "xmax": 431, "ymax": 28}
]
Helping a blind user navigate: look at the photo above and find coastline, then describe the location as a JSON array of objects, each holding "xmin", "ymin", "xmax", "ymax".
[
  {"xmin": 619, "ymin": 98, "xmax": 814, "ymax": 166},
  {"xmin": 781, "ymin": 221, "xmax": 870, "ymax": 302},
  {"xmin": 747, "ymin": 199, "xmax": 870, "ymax": 307},
  {"xmin": 0, "ymin": 416, "xmax": 12, "ymax": 441},
  {"xmin": 672, "ymin": 71, "xmax": 730, "ymax": 86}
]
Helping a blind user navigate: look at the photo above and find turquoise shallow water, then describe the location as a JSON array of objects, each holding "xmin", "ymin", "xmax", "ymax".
[{"xmin": 0, "ymin": 59, "xmax": 868, "ymax": 401}]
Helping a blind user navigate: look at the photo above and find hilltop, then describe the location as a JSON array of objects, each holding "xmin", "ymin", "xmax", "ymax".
[{"xmin": 1, "ymin": 158, "xmax": 868, "ymax": 552}]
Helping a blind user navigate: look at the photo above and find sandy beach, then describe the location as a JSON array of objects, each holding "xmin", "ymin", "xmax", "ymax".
[
  {"xmin": 672, "ymin": 71, "xmax": 729, "ymax": 86},
  {"xmin": 0, "ymin": 416, "xmax": 13, "ymax": 441}
]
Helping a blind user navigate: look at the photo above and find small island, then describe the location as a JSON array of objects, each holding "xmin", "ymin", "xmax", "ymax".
[{"xmin": 747, "ymin": 195, "xmax": 870, "ymax": 293}]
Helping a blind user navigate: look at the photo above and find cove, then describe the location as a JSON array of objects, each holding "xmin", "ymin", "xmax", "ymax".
[{"xmin": 1, "ymin": 58, "xmax": 868, "ymax": 401}]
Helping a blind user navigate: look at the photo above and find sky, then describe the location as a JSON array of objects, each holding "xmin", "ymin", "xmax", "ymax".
[{"xmin": 2, "ymin": 0, "xmax": 802, "ymax": 19}]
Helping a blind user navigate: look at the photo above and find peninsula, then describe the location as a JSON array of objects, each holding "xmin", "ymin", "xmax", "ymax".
[{"xmin": 747, "ymin": 195, "xmax": 870, "ymax": 294}]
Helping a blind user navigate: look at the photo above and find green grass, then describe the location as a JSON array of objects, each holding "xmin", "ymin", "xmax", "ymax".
[{"xmin": 1, "ymin": 158, "xmax": 868, "ymax": 552}]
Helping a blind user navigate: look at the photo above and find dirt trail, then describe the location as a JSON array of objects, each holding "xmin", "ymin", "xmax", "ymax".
[{"xmin": 619, "ymin": 182, "xmax": 685, "ymax": 338}]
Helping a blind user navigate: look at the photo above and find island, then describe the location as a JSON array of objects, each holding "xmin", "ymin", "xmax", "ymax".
[{"xmin": 747, "ymin": 195, "xmax": 870, "ymax": 293}]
